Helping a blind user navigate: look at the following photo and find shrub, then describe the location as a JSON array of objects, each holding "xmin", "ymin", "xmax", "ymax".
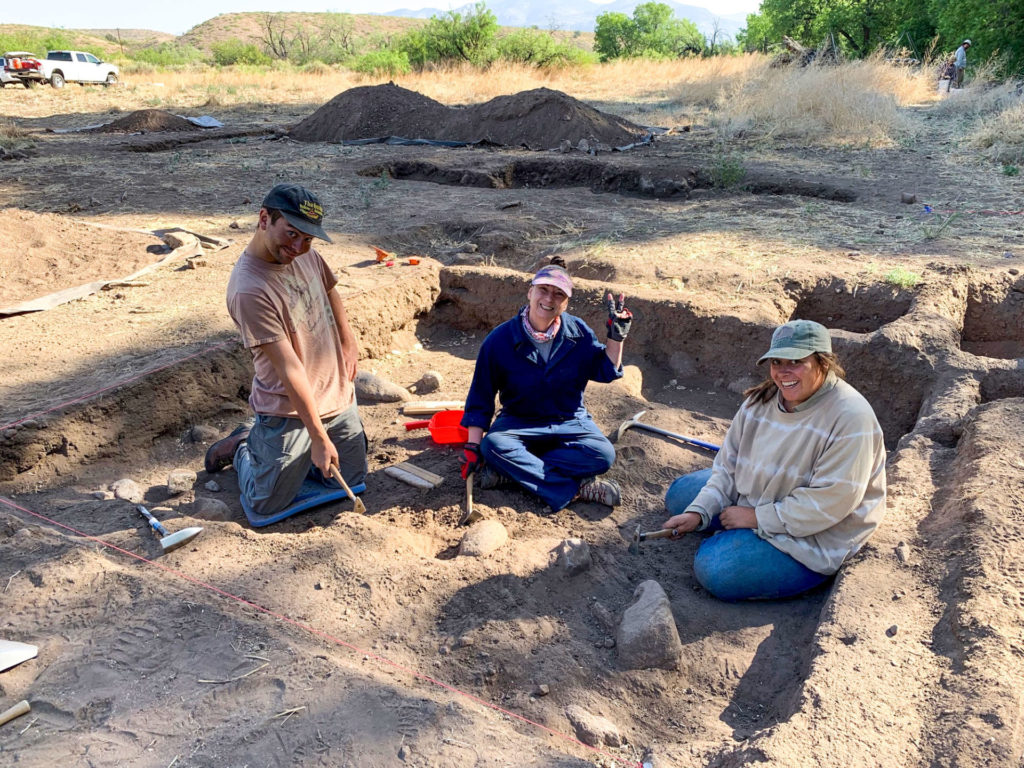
[
  {"xmin": 211, "ymin": 39, "xmax": 272, "ymax": 66},
  {"xmin": 128, "ymin": 43, "xmax": 205, "ymax": 68},
  {"xmin": 299, "ymin": 60, "xmax": 331, "ymax": 75},
  {"xmin": 397, "ymin": 1, "xmax": 498, "ymax": 69},
  {"xmin": 0, "ymin": 30, "xmax": 75, "ymax": 57},
  {"xmin": 351, "ymin": 49, "xmax": 411, "ymax": 77},
  {"xmin": 495, "ymin": 30, "xmax": 594, "ymax": 68}
]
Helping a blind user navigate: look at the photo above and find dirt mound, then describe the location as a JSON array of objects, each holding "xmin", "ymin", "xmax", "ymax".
[
  {"xmin": 291, "ymin": 83, "xmax": 649, "ymax": 150},
  {"xmin": 0, "ymin": 209, "xmax": 162, "ymax": 309},
  {"xmin": 97, "ymin": 109, "xmax": 197, "ymax": 133}
]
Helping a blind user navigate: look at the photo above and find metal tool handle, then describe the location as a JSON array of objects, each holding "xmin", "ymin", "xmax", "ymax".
[
  {"xmin": 137, "ymin": 505, "xmax": 169, "ymax": 537},
  {"xmin": 634, "ymin": 423, "xmax": 720, "ymax": 453}
]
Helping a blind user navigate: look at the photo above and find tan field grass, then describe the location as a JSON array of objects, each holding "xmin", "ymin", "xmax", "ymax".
[
  {"xmin": 0, "ymin": 118, "xmax": 32, "ymax": 150},
  {"xmin": 970, "ymin": 100, "xmax": 1024, "ymax": 164},
  {"xmin": 710, "ymin": 56, "xmax": 940, "ymax": 146}
]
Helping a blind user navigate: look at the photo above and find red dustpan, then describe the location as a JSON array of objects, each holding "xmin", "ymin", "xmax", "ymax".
[{"xmin": 404, "ymin": 410, "xmax": 468, "ymax": 444}]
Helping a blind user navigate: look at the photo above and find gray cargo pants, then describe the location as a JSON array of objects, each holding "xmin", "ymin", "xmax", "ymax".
[{"xmin": 234, "ymin": 402, "xmax": 367, "ymax": 517}]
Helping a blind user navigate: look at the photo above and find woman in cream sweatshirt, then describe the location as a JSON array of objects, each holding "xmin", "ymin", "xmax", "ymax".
[{"xmin": 662, "ymin": 319, "xmax": 886, "ymax": 601}]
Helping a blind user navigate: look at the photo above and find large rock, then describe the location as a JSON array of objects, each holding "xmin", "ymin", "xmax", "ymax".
[
  {"xmin": 355, "ymin": 371, "xmax": 412, "ymax": 403},
  {"xmin": 110, "ymin": 478, "xmax": 144, "ymax": 504},
  {"xmin": 458, "ymin": 519, "xmax": 508, "ymax": 557},
  {"xmin": 564, "ymin": 705, "xmax": 622, "ymax": 747},
  {"xmin": 616, "ymin": 580, "xmax": 682, "ymax": 670}
]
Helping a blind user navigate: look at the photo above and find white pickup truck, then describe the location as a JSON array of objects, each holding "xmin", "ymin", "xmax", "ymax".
[{"xmin": 7, "ymin": 50, "xmax": 119, "ymax": 88}]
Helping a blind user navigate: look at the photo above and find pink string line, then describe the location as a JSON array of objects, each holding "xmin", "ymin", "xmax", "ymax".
[
  {"xmin": 0, "ymin": 339, "xmax": 238, "ymax": 433},
  {"xmin": 0, "ymin": 495, "xmax": 642, "ymax": 768}
]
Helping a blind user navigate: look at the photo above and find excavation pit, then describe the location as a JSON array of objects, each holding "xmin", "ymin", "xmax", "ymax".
[
  {"xmin": 360, "ymin": 157, "xmax": 860, "ymax": 202},
  {"xmin": 787, "ymin": 276, "xmax": 914, "ymax": 333},
  {"xmin": 2, "ymin": 265, "xmax": 1023, "ymax": 768},
  {"xmin": 961, "ymin": 275, "xmax": 1024, "ymax": 360}
]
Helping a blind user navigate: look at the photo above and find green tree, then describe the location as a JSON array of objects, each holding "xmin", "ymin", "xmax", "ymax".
[
  {"xmin": 741, "ymin": 0, "xmax": 936, "ymax": 57},
  {"xmin": 594, "ymin": 2, "xmax": 704, "ymax": 61},
  {"xmin": 737, "ymin": 12, "xmax": 776, "ymax": 52},
  {"xmin": 594, "ymin": 12, "xmax": 635, "ymax": 60}
]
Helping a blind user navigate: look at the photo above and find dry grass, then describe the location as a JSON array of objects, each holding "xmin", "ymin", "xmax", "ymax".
[
  {"xmin": 0, "ymin": 118, "xmax": 31, "ymax": 150},
  {"xmin": 709, "ymin": 56, "xmax": 940, "ymax": 145},
  {"xmin": 932, "ymin": 77, "xmax": 1024, "ymax": 117},
  {"xmin": 970, "ymin": 100, "xmax": 1024, "ymax": 164}
]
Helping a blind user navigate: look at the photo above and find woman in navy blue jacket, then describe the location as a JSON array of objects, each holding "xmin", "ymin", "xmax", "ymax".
[{"xmin": 459, "ymin": 258, "xmax": 633, "ymax": 510}]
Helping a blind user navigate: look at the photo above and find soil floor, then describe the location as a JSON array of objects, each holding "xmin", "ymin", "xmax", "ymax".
[{"xmin": 0, "ymin": 87, "xmax": 1023, "ymax": 768}]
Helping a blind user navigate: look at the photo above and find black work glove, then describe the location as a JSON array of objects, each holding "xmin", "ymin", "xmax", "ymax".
[
  {"xmin": 460, "ymin": 442, "xmax": 482, "ymax": 479},
  {"xmin": 605, "ymin": 291, "xmax": 633, "ymax": 342}
]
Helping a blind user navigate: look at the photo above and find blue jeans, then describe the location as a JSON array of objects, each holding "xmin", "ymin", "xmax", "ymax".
[
  {"xmin": 665, "ymin": 469, "xmax": 830, "ymax": 602},
  {"xmin": 481, "ymin": 414, "xmax": 615, "ymax": 510}
]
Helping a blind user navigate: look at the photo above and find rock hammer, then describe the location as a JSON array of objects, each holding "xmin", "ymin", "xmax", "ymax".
[
  {"xmin": 628, "ymin": 524, "xmax": 679, "ymax": 555},
  {"xmin": 137, "ymin": 505, "xmax": 203, "ymax": 554}
]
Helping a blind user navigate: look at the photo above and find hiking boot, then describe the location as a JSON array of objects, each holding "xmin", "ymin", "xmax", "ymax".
[
  {"xmin": 476, "ymin": 464, "xmax": 515, "ymax": 491},
  {"xmin": 575, "ymin": 476, "xmax": 621, "ymax": 507},
  {"xmin": 204, "ymin": 423, "xmax": 251, "ymax": 474}
]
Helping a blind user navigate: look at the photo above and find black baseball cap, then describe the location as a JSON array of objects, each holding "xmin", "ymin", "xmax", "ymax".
[{"xmin": 261, "ymin": 183, "xmax": 332, "ymax": 243}]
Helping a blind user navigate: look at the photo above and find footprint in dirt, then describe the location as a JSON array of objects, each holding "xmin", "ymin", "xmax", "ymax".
[{"xmin": 615, "ymin": 445, "xmax": 647, "ymax": 465}]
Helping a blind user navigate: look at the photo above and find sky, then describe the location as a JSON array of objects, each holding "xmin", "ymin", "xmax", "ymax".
[{"xmin": 6, "ymin": 0, "xmax": 761, "ymax": 36}]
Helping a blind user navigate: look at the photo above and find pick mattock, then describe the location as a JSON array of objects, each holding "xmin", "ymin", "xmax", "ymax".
[
  {"xmin": 137, "ymin": 505, "xmax": 203, "ymax": 554},
  {"xmin": 628, "ymin": 524, "xmax": 678, "ymax": 555},
  {"xmin": 612, "ymin": 410, "xmax": 720, "ymax": 453},
  {"xmin": 330, "ymin": 465, "xmax": 366, "ymax": 515}
]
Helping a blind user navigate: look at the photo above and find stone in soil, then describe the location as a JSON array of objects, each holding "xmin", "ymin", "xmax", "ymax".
[
  {"xmin": 557, "ymin": 537, "xmax": 592, "ymax": 576},
  {"xmin": 110, "ymin": 478, "xmax": 144, "ymax": 503},
  {"xmin": 616, "ymin": 580, "xmax": 683, "ymax": 670},
  {"xmin": 564, "ymin": 705, "xmax": 622, "ymax": 747},
  {"xmin": 355, "ymin": 370, "xmax": 412, "ymax": 403},
  {"xmin": 167, "ymin": 469, "xmax": 196, "ymax": 495},
  {"xmin": 194, "ymin": 497, "xmax": 232, "ymax": 521},
  {"xmin": 458, "ymin": 519, "xmax": 508, "ymax": 557}
]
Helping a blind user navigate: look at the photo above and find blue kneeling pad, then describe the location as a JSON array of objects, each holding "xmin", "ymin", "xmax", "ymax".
[{"xmin": 242, "ymin": 476, "xmax": 367, "ymax": 528}]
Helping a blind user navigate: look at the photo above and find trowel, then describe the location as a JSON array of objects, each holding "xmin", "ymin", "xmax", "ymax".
[
  {"xmin": 137, "ymin": 505, "xmax": 203, "ymax": 554},
  {"xmin": 0, "ymin": 640, "xmax": 37, "ymax": 673}
]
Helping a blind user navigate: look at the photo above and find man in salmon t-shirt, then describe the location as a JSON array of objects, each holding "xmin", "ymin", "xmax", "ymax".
[{"xmin": 205, "ymin": 183, "xmax": 366, "ymax": 518}]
